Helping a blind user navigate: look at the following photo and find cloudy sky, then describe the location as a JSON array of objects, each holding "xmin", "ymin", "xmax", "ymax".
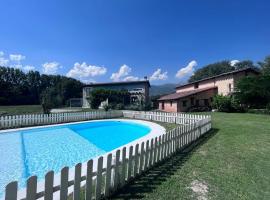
[{"xmin": 0, "ymin": 0, "xmax": 269, "ymax": 84}]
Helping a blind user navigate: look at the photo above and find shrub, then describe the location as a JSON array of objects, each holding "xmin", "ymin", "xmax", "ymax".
[
  {"xmin": 115, "ymin": 103, "xmax": 125, "ymax": 110},
  {"xmin": 213, "ymin": 95, "xmax": 232, "ymax": 112},
  {"xmin": 188, "ymin": 106, "xmax": 211, "ymax": 112}
]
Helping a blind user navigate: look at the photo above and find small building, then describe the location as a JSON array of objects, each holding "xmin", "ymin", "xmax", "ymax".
[
  {"xmin": 82, "ymin": 80, "xmax": 150, "ymax": 108},
  {"xmin": 158, "ymin": 67, "xmax": 259, "ymax": 112}
]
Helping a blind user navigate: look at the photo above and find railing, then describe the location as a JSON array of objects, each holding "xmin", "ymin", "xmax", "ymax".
[
  {"xmin": 0, "ymin": 111, "xmax": 123, "ymax": 130},
  {"xmin": 3, "ymin": 111, "xmax": 211, "ymax": 200}
]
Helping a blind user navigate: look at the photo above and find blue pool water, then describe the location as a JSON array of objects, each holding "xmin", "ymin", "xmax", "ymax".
[{"xmin": 0, "ymin": 120, "xmax": 151, "ymax": 197}]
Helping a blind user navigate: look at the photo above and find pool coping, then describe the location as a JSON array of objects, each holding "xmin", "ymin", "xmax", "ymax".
[{"xmin": 1, "ymin": 118, "xmax": 166, "ymax": 199}]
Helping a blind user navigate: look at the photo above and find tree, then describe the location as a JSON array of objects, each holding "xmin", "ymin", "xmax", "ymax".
[
  {"xmin": 234, "ymin": 60, "xmax": 256, "ymax": 69},
  {"xmin": 258, "ymin": 55, "xmax": 270, "ymax": 75},
  {"xmin": 41, "ymin": 87, "xmax": 63, "ymax": 113},
  {"xmin": 188, "ymin": 61, "xmax": 234, "ymax": 83},
  {"xmin": 0, "ymin": 66, "xmax": 84, "ymax": 106},
  {"xmin": 88, "ymin": 89, "xmax": 131, "ymax": 109},
  {"xmin": 235, "ymin": 75, "xmax": 270, "ymax": 108}
]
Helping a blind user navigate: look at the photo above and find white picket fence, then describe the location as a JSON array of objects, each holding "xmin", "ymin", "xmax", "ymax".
[
  {"xmin": 4, "ymin": 111, "xmax": 211, "ymax": 200},
  {"xmin": 0, "ymin": 111, "xmax": 123, "ymax": 129},
  {"xmin": 122, "ymin": 111, "xmax": 207, "ymax": 124}
]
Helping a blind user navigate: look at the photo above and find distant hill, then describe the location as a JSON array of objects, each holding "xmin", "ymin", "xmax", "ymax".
[{"xmin": 150, "ymin": 83, "xmax": 178, "ymax": 96}]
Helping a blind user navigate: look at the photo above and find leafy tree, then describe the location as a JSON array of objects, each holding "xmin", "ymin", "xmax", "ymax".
[
  {"xmin": 188, "ymin": 60, "xmax": 257, "ymax": 83},
  {"xmin": 41, "ymin": 87, "xmax": 63, "ymax": 114},
  {"xmin": 258, "ymin": 55, "xmax": 270, "ymax": 75},
  {"xmin": 88, "ymin": 89, "xmax": 130, "ymax": 109},
  {"xmin": 235, "ymin": 75, "xmax": 270, "ymax": 108},
  {"xmin": 0, "ymin": 66, "xmax": 83, "ymax": 106},
  {"xmin": 188, "ymin": 61, "xmax": 234, "ymax": 83},
  {"xmin": 234, "ymin": 60, "xmax": 256, "ymax": 69}
]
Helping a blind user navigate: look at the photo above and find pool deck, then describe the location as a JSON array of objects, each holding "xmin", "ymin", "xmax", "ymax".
[{"xmin": 1, "ymin": 118, "xmax": 166, "ymax": 200}]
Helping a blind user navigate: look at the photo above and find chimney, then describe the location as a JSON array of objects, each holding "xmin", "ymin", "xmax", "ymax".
[{"xmin": 144, "ymin": 76, "xmax": 148, "ymax": 80}]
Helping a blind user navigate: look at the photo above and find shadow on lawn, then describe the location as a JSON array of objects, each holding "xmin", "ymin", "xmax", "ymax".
[{"xmin": 111, "ymin": 128, "xmax": 219, "ymax": 200}]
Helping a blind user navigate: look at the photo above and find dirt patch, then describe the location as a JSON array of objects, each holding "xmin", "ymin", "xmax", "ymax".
[{"xmin": 189, "ymin": 180, "xmax": 209, "ymax": 200}]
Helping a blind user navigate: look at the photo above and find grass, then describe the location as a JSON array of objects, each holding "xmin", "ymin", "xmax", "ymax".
[
  {"xmin": 112, "ymin": 112, "xmax": 270, "ymax": 200},
  {"xmin": 0, "ymin": 105, "xmax": 43, "ymax": 116}
]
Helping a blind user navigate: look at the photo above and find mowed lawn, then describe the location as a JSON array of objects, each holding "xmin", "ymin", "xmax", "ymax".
[
  {"xmin": 112, "ymin": 112, "xmax": 270, "ymax": 200},
  {"xmin": 0, "ymin": 105, "xmax": 43, "ymax": 115}
]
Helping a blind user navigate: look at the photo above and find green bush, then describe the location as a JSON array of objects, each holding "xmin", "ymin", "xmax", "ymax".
[
  {"xmin": 213, "ymin": 95, "xmax": 245, "ymax": 113},
  {"xmin": 213, "ymin": 95, "xmax": 232, "ymax": 112}
]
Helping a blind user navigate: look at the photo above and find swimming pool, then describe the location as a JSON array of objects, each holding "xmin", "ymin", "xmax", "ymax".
[{"xmin": 0, "ymin": 119, "xmax": 165, "ymax": 197}]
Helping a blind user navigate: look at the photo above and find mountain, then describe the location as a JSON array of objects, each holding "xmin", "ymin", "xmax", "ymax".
[{"xmin": 150, "ymin": 83, "xmax": 178, "ymax": 96}]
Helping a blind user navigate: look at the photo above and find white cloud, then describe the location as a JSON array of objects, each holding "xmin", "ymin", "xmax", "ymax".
[
  {"xmin": 0, "ymin": 57, "xmax": 9, "ymax": 66},
  {"xmin": 9, "ymin": 54, "xmax": 26, "ymax": 62},
  {"xmin": 23, "ymin": 65, "xmax": 35, "ymax": 71},
  {"xmin": 123, "ymin": 76, "xmax": 140, "ymax": 81},
  {"xmin": 230, "ymin": 60, "xmax": 240, "ymax": 66},
  {"xmin": 42, "ymin": 62, "xmax": 61, "ymax": 74},
  {"xmin": 66, "ymin": 62, "xmax": 107, "ymax": 81},
  {"xmin": 12, "ymin": 64, "xmax": 23, "ymax": 69},
  {"xmin": 110, "ymin": 64, "xmax": 132, "ymax": 81},
  {"xmin": 149, "ymin": 68, "xmax": 168, "ymax": 81},
  {"xmin": 175, "ymin": 60, "xmax": 197, "ymax": 79},
  {"xmin": 0, "ymin": 51, "xmax": 9, "ymax": 66}
]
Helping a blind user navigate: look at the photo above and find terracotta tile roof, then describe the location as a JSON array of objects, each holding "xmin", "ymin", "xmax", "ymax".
[{"xmin": 158, "ymin": 86, "xmax": 217, "ymax": 101}]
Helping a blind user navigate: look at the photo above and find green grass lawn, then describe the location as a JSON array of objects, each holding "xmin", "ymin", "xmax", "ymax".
[
  {"xmin": 0, "ymin": 105, "xmax": 43, "ymax": 116},
  {"xmin": 112, "ymin": 112, "xmax": 270, "ymax": 200}
]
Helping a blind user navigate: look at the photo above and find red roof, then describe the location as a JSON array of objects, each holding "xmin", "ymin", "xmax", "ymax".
[{"xmin": 158, "ymin": 87, "xmax": 217, "ymax": 101}]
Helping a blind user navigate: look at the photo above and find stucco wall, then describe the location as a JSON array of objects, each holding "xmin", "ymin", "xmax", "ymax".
[
  {"xmin": 176, "ymin": 74, "xmax": 235, "ymax": 95},
  {"xmin": 158, "ymin": 101, "xmax": 178, "ymax": 112}
]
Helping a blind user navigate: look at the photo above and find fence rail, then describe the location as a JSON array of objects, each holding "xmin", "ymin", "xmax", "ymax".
[
  {"xmin": 3, "ymin": 111, "xmax": 211, "ymax": 200},
  {"xmin": 0, "ymin": 111, "xmax": 123, "ymax": 130}
]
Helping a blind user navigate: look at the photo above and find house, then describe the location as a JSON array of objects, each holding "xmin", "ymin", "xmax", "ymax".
[
  {"xmin": 82, "ymin": 80, "xmax": 150, "ymax": 108},
  {"xmin": 158, "ymin": 67, "xmax": 259, "ymax": 112}
]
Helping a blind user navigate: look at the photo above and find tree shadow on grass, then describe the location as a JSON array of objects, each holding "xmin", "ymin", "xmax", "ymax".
[{"xmin": 110, "ymin": 128, "xmax": 219, "ymax": 200}]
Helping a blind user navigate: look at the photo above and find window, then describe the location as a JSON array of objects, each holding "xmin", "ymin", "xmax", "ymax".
[
  {"xmin": 204, "ymin": 99, "xmax": 209, "ymax": 106},
  {"xmin": 191, "ymin": 97, "xmax": 195, "ymax": 105},
  {"xmin": 228, "ymin": 83, "xmax": 232, "ymax": 92},
  {"xmin": 182, "ymin": 100, "xmax": 187, "ymax": 107},
  {"xmin": 162, "ymin": 102, "xmax": 165, "ymax": 110},
  {"xmin": 196, "ymin": 99, "xmax": 200, "ymax": 106},
  {"xmin": 194, "ymin": 83, "xmax": 199, "ymax": 89},
  {"xmin": 210, "ymin": 97, "xmax": 213, "ymax": 102},
  {"xmin": 170, "ymin": 101, "xmax": 173, "ymax": 106}
]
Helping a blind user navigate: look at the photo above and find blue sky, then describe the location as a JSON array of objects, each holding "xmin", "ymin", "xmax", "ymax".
[{"xmin": 0, "ymin": 0, "xmax": 269, "ymax": 84}]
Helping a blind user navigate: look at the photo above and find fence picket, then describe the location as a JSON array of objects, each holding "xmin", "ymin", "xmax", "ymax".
[
  {"xmin": 60, "ymin": 167, "xmax": 69, "ymax": 200},
  {"xmin": 105, "ymin": 154, "xmax": 112, "ymax": 197},
  {"xmin": 85, "ymin": 159, "xmax": 93, "ymax": 199},
  {"xmin": 5, "ymin": 181, "xmax": 17, "ymax": 200},
  {"xmin": 127, "ymin": 146, "xmax": 133, "ymax": 180},
  {"xmin": 134, "ymin": 144, "xmax": 139, "ymax": 176},
  {"xmin": 26, "ymin": 176, "xmax": 37, "ymax": 200},
  {"xmin": 73, "ymin": 163, "xmax": 81, "ymax": 200},
  {"xmin": 120, "ymin": 147, "xmax": 127, "ymax": 187},
  {"xmin": 95, "ymin": 157, "xmax": 103, "ymax": 200},
  {"xmin": 44, "ymin": 171, "xmax": 54, "ymax": 200}
]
